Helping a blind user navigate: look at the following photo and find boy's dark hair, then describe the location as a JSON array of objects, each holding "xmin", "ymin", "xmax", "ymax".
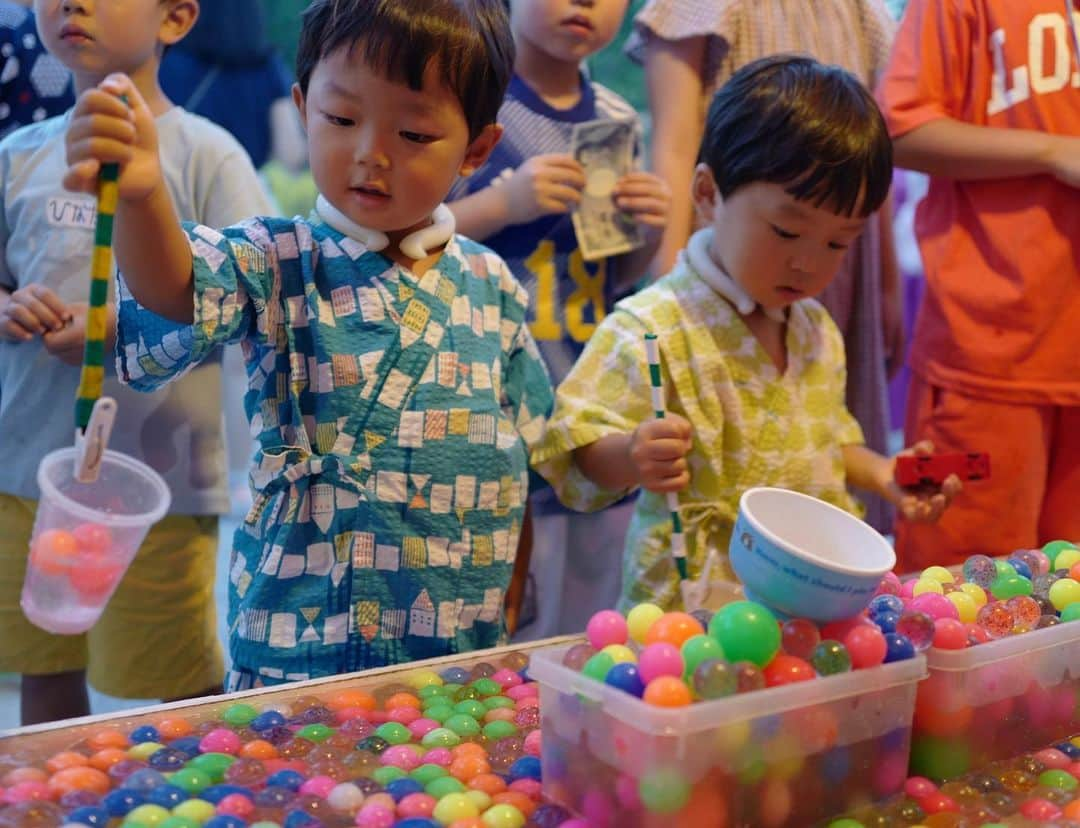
[
  {"xmin": 296, "ymin": 0, "xmax": 514, "ymax": 140},
  {"xmin": 700, "ymin": 55, "xmax": 892, "ymax": 217}
]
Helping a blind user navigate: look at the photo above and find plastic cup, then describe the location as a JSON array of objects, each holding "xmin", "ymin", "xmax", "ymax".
[{"xmin": 21, "ymin": 447, "xmax": 170, "ymax": 634}]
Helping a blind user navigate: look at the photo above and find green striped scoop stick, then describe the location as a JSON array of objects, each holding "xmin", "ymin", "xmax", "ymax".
[
  {"xmin": 644, "ymin": 333, "xmax": 688, "ymax": 581},
  {"xmin": 73, "ymin": 161, "xmax": 119, "ymax": 433}
]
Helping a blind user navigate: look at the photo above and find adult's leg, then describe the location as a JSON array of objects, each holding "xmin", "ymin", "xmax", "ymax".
[
  {"xmin": 895, "ymin": 375, "xmax": 1049, "ymax": 572},
  {"xmin": 1038, "ymin": 405, "xmax": 1080, "ymax": 546}
]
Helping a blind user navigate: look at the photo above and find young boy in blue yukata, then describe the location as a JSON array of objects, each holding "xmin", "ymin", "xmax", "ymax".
[
  {"xmin": 0, "ymin": 0, "xmax": 271, "ymax": 724},
  {"xmin": 449, "ymin": 0, "xmax": 671, "ymax": 639},
  {"xmin": 62, "ymin": 0, "xmax": 555, "ymax": 690}
]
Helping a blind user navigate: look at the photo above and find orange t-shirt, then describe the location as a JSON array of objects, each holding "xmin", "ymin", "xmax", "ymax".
[{"xmin": 877, "ymin": 0, "xmax": 1080, "ymax": 404}]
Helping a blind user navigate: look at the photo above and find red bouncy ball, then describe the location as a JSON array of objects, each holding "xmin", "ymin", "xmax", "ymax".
[
  {"xmin": 72, "ymin": 522, "xmax": 112, "ymax": 555},
  {"xmin": 68, "ymin": 551, "xmax": 123, "ymax": 601},
  {"xmin": 762, "ymin": 655, "xmax": 815, "ymax": 687},
  {"xmin": 931, "ymin": 618, "xmax": 968, "ymax": 650},
  {"xmin": 843, "ymin": 625, "xmax": 887, "ymax": 668}
]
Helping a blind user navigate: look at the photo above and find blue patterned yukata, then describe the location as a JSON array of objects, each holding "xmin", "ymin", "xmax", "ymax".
[{"xmin": 116, "ymin": 215, "xmax": 553, "ymax": 690}]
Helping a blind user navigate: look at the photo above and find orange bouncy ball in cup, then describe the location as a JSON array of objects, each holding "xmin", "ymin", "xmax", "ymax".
[{"xmin": 29, "ymin": 529, "xmax": 79, "ymax": 574}]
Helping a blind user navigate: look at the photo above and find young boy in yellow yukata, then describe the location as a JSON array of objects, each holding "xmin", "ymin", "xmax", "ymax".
[{"xmin": 533, "ymin": 56, "xmax": 961, "ymax": 611}]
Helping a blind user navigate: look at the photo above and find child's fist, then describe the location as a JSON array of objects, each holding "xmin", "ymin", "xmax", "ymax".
[
  {"xmin": 502, "ymin": 154, "xmax": 585, "ymax": 225},
  {"xmin": 42, "ymin": 302, "xmax": 117, "ymax": 366},
  {"xmin": 64, "ymin": 73, "xmax": 161, "ymax": 202},
  {"xmin": 613, "ymin": 171, "xmax": 671, "ymax": 229},
  {"xmin": 629, "ymin": 414, "xmax": 693, "ymax": 493},
  {"xmin": 888, "ymin": 440, "xmax": 963, "ymax": 522},
  {"xmin": 0, "ymin": 285, "xmax": 69, "ymax": 342}
]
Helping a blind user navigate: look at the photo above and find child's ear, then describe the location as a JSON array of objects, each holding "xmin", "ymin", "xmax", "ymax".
[
  {"xmin": 159, "ymin": 0, "xmax": 198, "ymax": 47},
  {"xmin": 292, "ymin": 83, "xmax": 308, "ymax": 132},
  {"xmin": 691, "ymin": 162, "xmax": 721, "ymax": 223},
  {"xmin": 459, "ymin": 124, "xmax": 503, "ymax": 177}
]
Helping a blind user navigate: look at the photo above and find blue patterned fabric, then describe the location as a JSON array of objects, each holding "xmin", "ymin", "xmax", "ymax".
[{"xmin": 117, "ymin": 215, "xmax": 553, "ymax": 688}]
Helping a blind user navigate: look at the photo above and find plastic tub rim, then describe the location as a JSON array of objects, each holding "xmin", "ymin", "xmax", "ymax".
[
  {"xmin": 529, "ymin": 642, "xmax": 926, "ymax": 736},
  {"xmin": 926, "ymin": 615, "xmax": 1080, "ymax": 671},
  {"xmin": 36, "ymin": 446, "xmax": 171, "ymax": 529}
]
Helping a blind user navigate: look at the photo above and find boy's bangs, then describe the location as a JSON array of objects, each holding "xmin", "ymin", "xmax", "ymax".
[
  {"xmin": 356, "ymin": 7, "xmax": 474, "ymax": 104},
  {"xmin": 783, "ymin": 155, "xmax": 887, "ymax": 219}
]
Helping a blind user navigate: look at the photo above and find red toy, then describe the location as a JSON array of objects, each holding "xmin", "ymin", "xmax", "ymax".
[{"xmin": 895, "ymin": 452, "xmax": 991, "ymax": 488}]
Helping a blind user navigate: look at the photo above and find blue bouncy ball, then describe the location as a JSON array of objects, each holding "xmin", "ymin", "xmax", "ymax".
[
  {"xmin": 129, "ymin": 725, "xmax": 161, "ymax": 744},
  {"xmin": 1007, "ymin": 557, "xmax": 1033, "ymax": 580},
  {"xmin": 440, "ymin": 666, "xmax": 470, "ymax": 684},
  {"xmin": 508, "ymin": 756, "xmax": 542, "ymax": 782},
  {"xmin": 883, "ymin": 632, "xmax": 916, "ymax": 662},
  {"xmin": 145, "ymin": 783, "xmax": 188, "ymax": 808},
  {"xmin": 874, "ymin": 610, "xmax": 900, "ymax": 634},
  {"xmin": 604, "ymin": 662, "xmax": 645, "ymax": 697},
  {"xmin": 205, "ymin": 817, "xmax": 248, "ymax": 828},
  {"xmin": 67, "ymin": 806, "xmax": 110, "ymax": 827},
  {"xmin": 283, "ymin": 809, "xmax": 323, "ymax": 828},
  {"xmin": 266, "ymin": 769, "xmax": 305, "ymax": 791},
  {"xmin": 868, "ymin": 594, "xmax": 904, "ymax": 618},
  {"xmin": 250, "ymin": 710, "xmax": 287, "ymax": 732},
  {"xmin": 147, "ymin": 747, "xmax": 188, "ymax": 771},
  {"xmin": 386, "ymin": 777, "xmax": 425, "ymax": 802},
  {"xmin": 102, "ymin": 787, "xmax": 146, "ymax": 817},
  {"xmin": 123, "ymin": 769, "xmax": 167, "ymax": 792},
  {"xmin": 199, "ymin": 784, "xmax": 250, "ymax": 804},
  {"xmin": 1056, "ymin": 741, "xmax": 1080, "ymax": 760},
  {"xmin": 168, "ymin": 736, "xmax": 203, "ymax": 758}
]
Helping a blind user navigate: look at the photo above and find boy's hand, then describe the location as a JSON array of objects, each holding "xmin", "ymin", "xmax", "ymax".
[
  {"xmin": 887, "ymin": 440, "xmax": 963, "ymax": 522},
  {"xmin": 502, "ymin": 154, "xmax": 585, "ymax": 225},
  {"xmin": 0, "ymin": 285, "xmax": 70, "ymax": 342},
  {"xmin": 64, "ymin": 74, "xmax": 161, "ymax": 202},
  {"xmin": 629, "ymin": 414, "xmax": 693, "ymax": 493},
  {"xmin": 613, "ymin": 171, "xmax": 671, "ymax": 230},
  {"xmin": 42, "ymin": 302, "xmax": 117, "ymax": 366}
]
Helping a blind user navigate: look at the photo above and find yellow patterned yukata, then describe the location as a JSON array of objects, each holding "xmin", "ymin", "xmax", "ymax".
[{"xmin": 532, "ymin": 247, "xmax": 865, "ymax": 611}]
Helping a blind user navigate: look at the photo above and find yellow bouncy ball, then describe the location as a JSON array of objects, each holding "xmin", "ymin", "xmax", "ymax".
[
  {"xmin": 1049, "ymin": 578, "xmax": 1080, "ymax": 612},
  {"xmin": 172, "ymin": 799, "xmax": 215, "ymax": 823},
  {"xmin": 1055, "ymin": 548, "xmax": 1080, "ymax": 571},
  {"xmin": 432, "ymin": 792, "xmax": 480, "ymax": 823},
  {"xmin": 958, "ymin": 582, "xmax": 988, "ymax": 608},
  {"xmin": 626, "ymin": 603, "xmax": 664, "ymax": 644},
  {"xmin": 466, "ymin": 789, "xmax": 493, "ymax": 811},
  {"xmin": 947, "ymin": 591, "xmax": 979, "ymax": 623},
  {"xmin": 715, "ymin": 717, "xmax": 752, "ymax": 759},
  {"xmin": 127, "ymin": 742, "xmax": 165, "ymax": 761},
  {"xmin": 913, "ymin": 579, "xmax": 944, "ymax": 596},
  {"xmin": 404, "ymin": 670, "xmax": 443, "ymax": 689},
  {"xmin": 601, "ymin": 644, "xmax": 638, "ymax": 664},
  {"xmin": 921, "ymin": 565, "xmax": 955, "ymax": 584}
]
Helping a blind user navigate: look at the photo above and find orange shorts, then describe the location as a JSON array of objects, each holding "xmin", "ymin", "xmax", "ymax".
[{"xmin": 895, "ymin": 374, "xmax": 1080, "ymax": 573}]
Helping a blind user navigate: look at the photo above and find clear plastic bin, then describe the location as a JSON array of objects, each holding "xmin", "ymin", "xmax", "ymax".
[
  {"xmin": 530, "ymin": 643, "xmax": 926, "ymax": 827},
  {"xmin": 20, "ymin": 447, "xmax": 170, "ymax": 635},
  {"xmin": 910, "ymin": 620, "xmax": 1080, "ymax": 780}
]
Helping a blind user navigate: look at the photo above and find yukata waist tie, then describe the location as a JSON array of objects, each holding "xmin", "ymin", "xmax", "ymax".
[
  {"xmin": 677, "ymin": 500, "xmax": 744, "ymax": 610},
  {"xmin": 248, "ymin": 446, "xmax": 372, "ymax": 534}
]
